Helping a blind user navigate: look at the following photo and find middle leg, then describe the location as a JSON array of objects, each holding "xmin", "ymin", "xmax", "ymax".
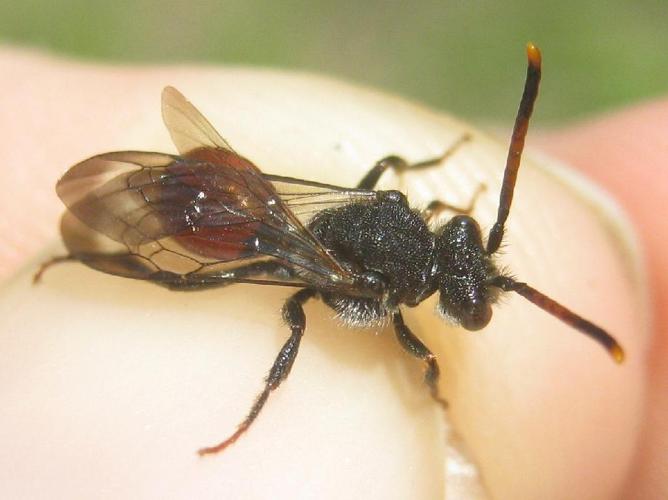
[
  {"xmin": 392, "ymin": 310, "xmax": 448, "ymax": 409},
  {"xmin": 356, "ymin": 133, "xmax": 471, "ymax": 189},
  {"xmin": 422, "ymin": 183, "xmax": 487, "ymax": 224},
  {"xmin": 198, "ymin": 287, "xmax": 316, "ymax": 456}
]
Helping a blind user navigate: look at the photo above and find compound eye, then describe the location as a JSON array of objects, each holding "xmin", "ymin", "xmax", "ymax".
[{"xmin": 461, "ymin": 301, "xmax": 493, "ymax": 331}]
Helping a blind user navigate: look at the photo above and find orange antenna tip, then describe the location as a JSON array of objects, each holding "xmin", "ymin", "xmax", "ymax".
[
  {"xmin": 526, "ymin": 43, "xmax": 542, "ymax": 68},
  {"xmin": 610, "ymin": 343, "xmax": 625, "ymax": 364}
]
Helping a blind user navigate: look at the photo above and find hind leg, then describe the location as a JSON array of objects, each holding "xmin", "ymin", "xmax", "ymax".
[
  {"xmin": 198, "ymin": 288, "xmax": 316, "ymax": 456},
  {"xmin": 33, "ymin": 255, "xmax": 75, "ymax": 284},
  {"xmin": 154, "ymin": 261, "xmax": 294, "ymax": 292},
  {"xmin": 34, "ymin": 251, "xmax": 293, "ymax": 292}
]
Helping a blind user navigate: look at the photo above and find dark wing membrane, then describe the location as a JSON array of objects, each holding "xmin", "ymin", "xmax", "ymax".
[
  {"xmin": 159, "ymin": 86, "xmax": 379, "ymax": 224},
  {"xmin": 57, "ymin": 151, "xmax": 180, "ymax": 248},
  {"xmin": 56, "ymin": 151, "xmax": 367, "ymax": 290},
  {"xmin": 60, "ymin": 211, "xmax": 304, "ymax": 288}
]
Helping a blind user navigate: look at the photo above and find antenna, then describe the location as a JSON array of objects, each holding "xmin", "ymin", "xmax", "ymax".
[
  {"xmin": 487, "ymin": 43, "xmax": 542, "ymax": 254},
  {"xmin": 489, "ymin": 276, "xmax": 625, "ymax": 363},
  {"xmin": 485, "ymin": 45, "xmax": 625, "ymax": 363}
]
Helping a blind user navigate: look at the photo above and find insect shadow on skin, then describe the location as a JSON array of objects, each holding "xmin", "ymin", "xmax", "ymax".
[{"xmin": 35, "ymin": 43, "xmax": 624, "ymax": 457}]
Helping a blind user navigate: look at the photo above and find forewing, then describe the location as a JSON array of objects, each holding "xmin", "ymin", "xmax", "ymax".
[
  {"xmin": 56, "ymin": 151, "xmax": 360, "ymax": 289},
  {"xmin": 57, "ymin": 151, "xmax": 183, "ymax": 249},
  {"xmin": 60, "ymin": 211, "xmax": 306, "ymax": 288}
]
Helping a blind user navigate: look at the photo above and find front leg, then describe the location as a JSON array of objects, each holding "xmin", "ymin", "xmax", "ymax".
[
  {"xmin": 356, "ymin": 133, "xmax": 470, "ymax": 189},
  {"xmin": 198, "ymin": 288, "xmax": 316, "ymax": 456},
  {"xmin": 392, "ymin": 311, "xmax": 447, "ymax": 408}
]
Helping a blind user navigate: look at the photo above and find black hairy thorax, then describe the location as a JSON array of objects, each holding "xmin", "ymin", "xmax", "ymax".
[{"xmin": 309, "ymin": 191, "xmax": 437, "ymax": 326}]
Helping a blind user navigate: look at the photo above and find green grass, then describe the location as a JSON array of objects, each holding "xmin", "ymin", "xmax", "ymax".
[{"xmin": 2, "ymin": 0, "xmax": 666, "ymax": 124}]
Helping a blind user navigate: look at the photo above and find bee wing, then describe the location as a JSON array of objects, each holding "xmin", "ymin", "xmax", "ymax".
[
  {"xmin": 59, "ymin": 210, "xmax": 307, "ymax": 288},
  {"xmin": 161, "ymin": 86, "xmax": 235, "ymax": 155},
  {"xmin": 56, "ymin": 86, "xmax": 383, "ymax": 291},
  {"xmin": 267, "ymin": 174, "xmax": 378, "ymax": 224},
  {"xmin": 56, "ymin": 150, "xmax": 373, "ymax": 290},
  {"xmin": 160, "ymin": 85, "xmax": 380, "ymax": 223}
]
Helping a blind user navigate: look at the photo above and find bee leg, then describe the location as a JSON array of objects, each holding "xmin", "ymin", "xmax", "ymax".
[
  {"xmin": 356, "ymin": 133, "xmax": 471, "ymax": 189},
  {"xmin": 422, "ymin": 183, "xmax": 487, "ymax": 223},
  {"xmin": 156, "ymin": 261, "xmax": 294, "ymax": 292},
  {"xmin": 392, "ymin": 311, "xmax": 448, "ymax": 409},
  {"xmin": 33, "ymin": 255, "xmax": 75, "ymax": 284},
  {"xmin": 198, "ymin": 288, "xmax": 316, "ymax": 456}
]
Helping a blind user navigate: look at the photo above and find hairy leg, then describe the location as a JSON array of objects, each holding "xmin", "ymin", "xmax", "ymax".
[
  {"xmin": 198, "ymin": 288, "xmax": 316, "ymax": 456},
  {"xmin": 155, "ymin": 261, "xmax": 294, "ymax": 292}
]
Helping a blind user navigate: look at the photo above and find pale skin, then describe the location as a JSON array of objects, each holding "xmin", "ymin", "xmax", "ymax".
[{"xmin": 0, "ymin": 49, "xmax": 662, "ymax": 499}]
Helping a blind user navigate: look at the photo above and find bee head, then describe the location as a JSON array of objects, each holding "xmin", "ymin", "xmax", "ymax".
[{"xmin": 433, "ymin": 215, "xmax": 500, "ymax": 331}]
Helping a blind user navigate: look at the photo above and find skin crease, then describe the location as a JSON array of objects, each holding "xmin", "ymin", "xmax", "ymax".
[{"xmin": 0, "ymin": 49, "xmax": 658, "ymax": 499}]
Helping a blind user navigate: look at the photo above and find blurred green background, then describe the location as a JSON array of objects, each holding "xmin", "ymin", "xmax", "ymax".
[{"xmin": 2, "ymin": 0, "xmax": 666, "ymax": 124}]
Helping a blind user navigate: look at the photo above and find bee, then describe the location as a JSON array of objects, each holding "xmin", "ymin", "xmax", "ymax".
[{"xmin": 37, "ymin": 44, "xmax": 624, "ymax": 456}]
